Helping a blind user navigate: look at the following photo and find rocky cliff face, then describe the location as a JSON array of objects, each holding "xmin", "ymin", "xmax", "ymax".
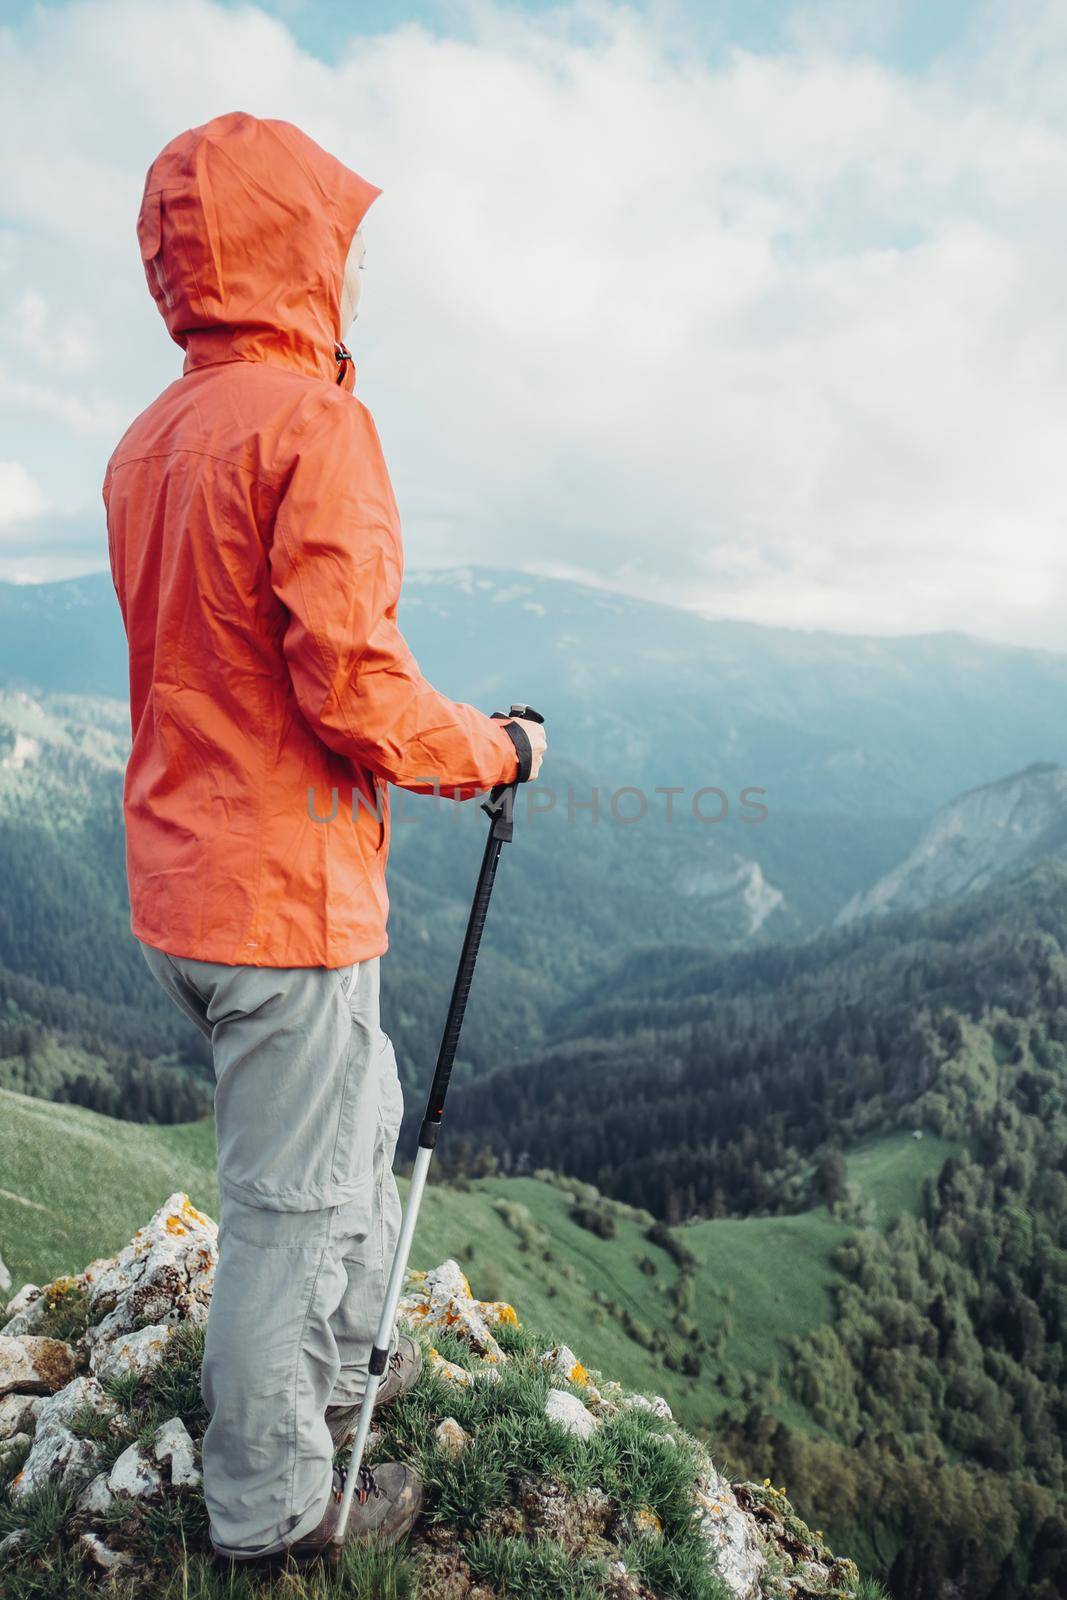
[
  {"xmin": 838, "ymin": 762, "xmax": 1067, "ymax": 925},
  {"xmin": 0, "ymin": 1194, "xmax": 866, "ymax": 1599}
]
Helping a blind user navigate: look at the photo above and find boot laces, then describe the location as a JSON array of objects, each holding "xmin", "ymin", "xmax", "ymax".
[{"xmin": 353, "ymin": 1462, "xmax": 380, "ymax": 1505}]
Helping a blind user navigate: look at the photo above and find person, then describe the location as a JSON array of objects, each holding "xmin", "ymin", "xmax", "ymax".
[{"xmin": 102, "ymin": 110, "xmax": 547, "ymax": 1568}]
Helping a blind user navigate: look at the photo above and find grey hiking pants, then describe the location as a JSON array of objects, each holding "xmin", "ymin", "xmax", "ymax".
[{"xmin": 138, "ymin": 942, "xmax": 404, "ymax": 1558}]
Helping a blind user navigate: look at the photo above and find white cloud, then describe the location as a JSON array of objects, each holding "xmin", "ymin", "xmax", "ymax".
[
  {"xmin": 0, "ymin": 461, "xmax": 47, "ymax": 525},
  {"xmin": 0, "ymin": 0, "xmax": 1064, "ymax": 646}
]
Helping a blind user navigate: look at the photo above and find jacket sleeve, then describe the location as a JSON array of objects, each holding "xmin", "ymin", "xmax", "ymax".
[{"xmin": 268, "ymin": 395, "xmax": 519, "ymax": 798}]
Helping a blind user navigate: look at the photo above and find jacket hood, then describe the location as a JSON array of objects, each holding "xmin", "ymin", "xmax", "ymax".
[{"xmin": 137, "ymin": 111, "xmax": 381, "ymax": 387}]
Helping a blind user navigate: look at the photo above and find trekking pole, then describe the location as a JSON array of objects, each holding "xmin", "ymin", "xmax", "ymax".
[{"xmin": 335, "ymin": 703, "xmax": 544, "ymax": 1541}]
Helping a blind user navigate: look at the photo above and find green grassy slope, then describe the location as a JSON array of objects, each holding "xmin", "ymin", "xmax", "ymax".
[
  {"xmin": 844, "ymin": 1130, "xmax": 960, "ymax": 1224},
  {"xmin": 0, "ymin": 1088, "xmax": 955, "ymax": 1456},
  {"xmin": 0, "ymin": 1092, "xmax": 219, "ymax": 1288}
]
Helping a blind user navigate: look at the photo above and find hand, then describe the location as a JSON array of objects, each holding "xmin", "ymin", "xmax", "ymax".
[{"xmin": 512, "ymin": 716, "xmax": 547, "ymax": 780}]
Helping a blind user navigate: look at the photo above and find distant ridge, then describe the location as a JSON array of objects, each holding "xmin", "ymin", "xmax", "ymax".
[{"xmin": 837, "ymin": 761, "xmax": 1067, "ymax": 923}]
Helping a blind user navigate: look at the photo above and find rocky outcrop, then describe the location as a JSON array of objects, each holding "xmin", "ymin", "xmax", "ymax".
[
  {"xmin": 10, "ymin": 1375, "xmax": 116, "ymax": 1499},
  {"xmin": 0, "ymin": 1198, "xmax": 863, "ymax": 1598},
  {"xmin": 82, "ymin": 1192, "xmax": 216, "ymax": 1346},
  {"xmin": 838, "ymin": 761, "xmax": 1067, "ymax": 924}
]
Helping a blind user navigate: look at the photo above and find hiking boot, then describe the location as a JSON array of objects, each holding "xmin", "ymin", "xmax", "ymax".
[
  {"xmin": 289, "ymin": 1462, "xmax": 423, "ymax": 1565},
  {"xmin": 209, "ymin": 1461, "xmax": 423, "ymax": 1571},
  {"xmin": 326, "ymin": 1334, "xmax": 423, "ymax": 1449}
]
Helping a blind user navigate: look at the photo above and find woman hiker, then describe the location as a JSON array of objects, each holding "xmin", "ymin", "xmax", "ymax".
[{"xmin": 104, "ymin": 110, "xmax": 546, "ymax": 1567}]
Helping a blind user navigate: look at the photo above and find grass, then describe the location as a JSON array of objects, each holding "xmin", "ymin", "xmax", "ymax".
[
  {"xmin": 0, "ymin": 1090, "xmax": 218, "ymax": 1292},
  {"xmin": 0, "ymin": 1082, "xmax": 904, "ymax": 1600},
  {"xmin": 0, "ymin": 1086, "xmax": 959, "ymax": 1453},
  {"xmin": 0, "ymin": 1312, "xmax": 740, "ymax": 1600},
  {"xmin": 0, "ymin": 1533, "xmax": 416, "ymax": 1600},
  {"xmin": 844, "ymin": 1130, "xmax": 961, "ymax": 1224}
]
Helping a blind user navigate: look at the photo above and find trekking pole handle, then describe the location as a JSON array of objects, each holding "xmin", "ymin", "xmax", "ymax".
[{"xmin": 487, "ymin": 704, "xmax": 545, "ymax": 806}]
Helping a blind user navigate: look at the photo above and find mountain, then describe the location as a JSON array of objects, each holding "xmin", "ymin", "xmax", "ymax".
[
  {"xmin": 3, "ymin": 566, "xmax": 1066, "ymax": 820},
  {"xmin": 0, "ymin": 574, "xmax": 127, "ymax": 701},
  {"xmin": 443, "ymin": 860, "xmax": 1067, "ymax": 1599},
  {"xmin": 400, "ymin": 570, "xmax": 1067, "ymax": 818},
  {"xmin": 450, "ymin": 857, "xmax": 1067, "ymax": 1222},
  {"xmin": 0, "ymin": 690, "xmax": 213, "ymax": 1118},
  {"xmin": 0, "ymin": 687, "xmax": 811, "ymax": 1121},
  {"xmin": 0, "ymin": 1093, "xmax": 1005, "ymax": 1599},
  {"xmin": 1, "ymin": 567, "xmax": 1063, "ymax": 1126},
  {"xmin": 4, "ymin": 562, "xmax": 1067, "ymax": 956},
  {"xmin": 837, "ymin": 762, "xmax": 1067, "ymax": 924}
]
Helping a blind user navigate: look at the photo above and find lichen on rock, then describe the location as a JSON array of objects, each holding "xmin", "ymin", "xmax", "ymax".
[
  {"xmin": 10, "ymin": 1374, "xmax": 116, "ymax": 1500},
  {"xmin": 0, "ymin": 1333, "xmax": 77, "ymax": 1396},
  {"xmin": 84, "ymin": 1192, "xmax": 216, "ymax": 1347}
]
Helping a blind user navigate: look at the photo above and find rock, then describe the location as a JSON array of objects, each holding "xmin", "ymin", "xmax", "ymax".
[
  {"xmin": 0, "ymin": 1334, "xmax": 77, "ymax": 1396},
  {"xmin": 0, "ymin": 1251, "xmax": 10, "ymax": 1294},
  {"xmin": 480, "ymin": 1300, "xmax": 520, "ymax": 1327},
  {"xmin": 540, "ymin": 1344, "xmax": 590, "ymax": 1386},
  {"xmin": 2, "ymin": 1283, "xmax": 53, "ymax": 1337},
  {"xmin": 153, "ymin": 1417, "xmax": 201, "ymax": 1487},
  {"xmin": 425, "ymin": 1346, "xmax": 474, "ymax": 1386},
  {"xmin": 79, "ymin": 1532, "xmax": 132, "ymax": 1572},
  {"xmin": 399, "ymin": 1260, "xmax": 507, "ymax": 1364},
  {"xmin": 108, "ymin": 1441, "xmax": 163, "ymax": 1499},
  {"xmin": 604, "ymin": 1558, "xmax": 653, "ymax": 1600},
  {"xmin": 0, "ymin": 1204, "xmax": 866, "ymax": 1599},
  {"xmin": 435, "ymin": 1416, "xmax": 471, "ymax": 1457},
  {"xmin": 622, "ymin": 1392, "xmax": 673, "ymax": 1421},
  {"xmin": 510, "ymin": 1476, "xmax": 613, "ymax": 1553},
  {"xmin": 632, "ymin": 1505, "xmax": 663, "ymax": 1539},
  {"xmin": 90, "ymin": 1323, "xmax": 171, "ymax": 1383},
  {"xmin": 0, "ymin": 1391, "xmax": 42, "ymax": 1439},
  {"xmin": 85, "ymin": 1193, "xmax": 216, "ymax": 1347},
  {"xmin": 76, "ymin": 1471, "xmax": 116, "ymax": 1517},
  {"xmin": 10, "ymin": 1374, "xmax": 115, "ymax": 1500},
  {"xmin": 544, "ymin": 1387, "xmax": 599, "ymax": 1438},
  {"xmin": 0, "ymin": 1529, "xmax": 27, "ymax": 1559},
  {"xmin": 692, "ymin": 1463, "xmax": 767, "ymax": 1600},
  {"xmin": 3, "ymin": 1283, "xmax": 42, "ymax": 1325}
]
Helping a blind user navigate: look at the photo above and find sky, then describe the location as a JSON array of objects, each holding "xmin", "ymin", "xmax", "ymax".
[{"xmin": 0, "ymin": 0, "xmax": 1065, "ymax": 647}]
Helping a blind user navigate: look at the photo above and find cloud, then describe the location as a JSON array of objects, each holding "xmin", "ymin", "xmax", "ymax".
[
  {"xmin": 0, "ymin": 0, "xmax": 1063, "ymax": 647},
  {"xmin": 0, "ymin": 461, "xmax": 47, "ymax": 525}
]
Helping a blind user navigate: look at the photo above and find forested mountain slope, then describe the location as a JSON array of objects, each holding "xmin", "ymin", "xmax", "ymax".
[
  {"xmin": 452, "ymin": 860, "xmax": 1067, "ymax": 1221},
  {"xmin": 4, "ymin": 566, "xmax": 1066, "ymax": 817}
]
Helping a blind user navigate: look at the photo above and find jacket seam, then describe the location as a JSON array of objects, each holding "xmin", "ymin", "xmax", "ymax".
[{"xmin": 107, "ymin": 447, "xmax": 287, "ymax": 493}]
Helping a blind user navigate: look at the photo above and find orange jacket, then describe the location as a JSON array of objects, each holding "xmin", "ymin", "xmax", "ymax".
[{"xmin": 104, "ymin": 111, "xmax": 520, "ymax": 969}]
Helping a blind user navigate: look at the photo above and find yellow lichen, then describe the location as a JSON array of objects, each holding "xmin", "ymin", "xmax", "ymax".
[
  {"xmin": 483, "ymin": 1301, "xmax": 519, "ymax": 1326},
  {"xmin": 634, "ymin": 1506, "xmax": 663, "ymax": 1536},
  {"xmin": 165, "ymin": 1217, "xmax": 187, "ymax": 1236}
]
